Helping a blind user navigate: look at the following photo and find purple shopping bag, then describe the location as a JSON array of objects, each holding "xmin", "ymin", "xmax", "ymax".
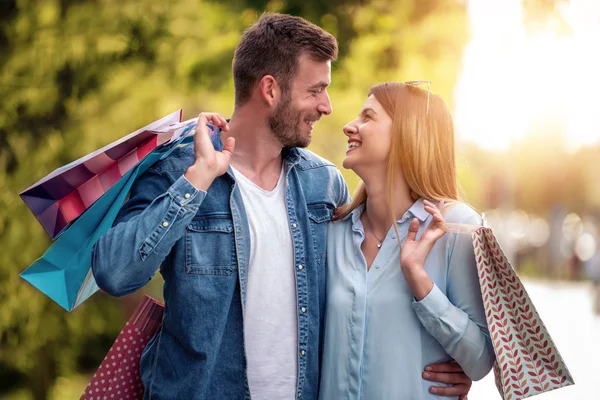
[{"xmin": 20, "ymin": 110, "xmax": 190, "ymax": 239}]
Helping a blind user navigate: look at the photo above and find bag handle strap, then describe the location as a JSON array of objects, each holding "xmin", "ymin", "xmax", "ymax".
[{"xmin": 444, "ymin": 212, "xmax": 489, "ymax": 234}]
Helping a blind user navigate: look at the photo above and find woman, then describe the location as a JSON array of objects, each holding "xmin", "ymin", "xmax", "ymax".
[{"xmin": 320, "ymin": 82, "xmax": 495, "ymax": 399}]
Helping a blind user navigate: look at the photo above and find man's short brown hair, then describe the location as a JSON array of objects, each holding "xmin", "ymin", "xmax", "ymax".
[{"xmin": 233, "ymin": 13, "xmax": 338, "ymax": 106}]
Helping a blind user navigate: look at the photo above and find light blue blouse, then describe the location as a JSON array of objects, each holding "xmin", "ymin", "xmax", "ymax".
[{"xmin": 320, "ymin": 199, "xmax": 495, "ymax": 400}]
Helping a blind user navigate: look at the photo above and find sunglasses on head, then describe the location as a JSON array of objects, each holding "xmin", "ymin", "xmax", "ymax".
[{"xmin": 404, "ymin": 80, "xmax": 431, "ymax": 114}]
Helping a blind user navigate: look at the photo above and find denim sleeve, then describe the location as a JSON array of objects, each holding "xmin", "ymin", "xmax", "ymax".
[
  {"xmin": 412, "ymin": 206, "xmax": 495, "ymax": 381},
  {"xmin": 336, "ymin": 169, "xmax": 351, "ymax": 206},
  {"xmin": 91, "ymin": 167, "xmax": 205, "ymax": 297}
]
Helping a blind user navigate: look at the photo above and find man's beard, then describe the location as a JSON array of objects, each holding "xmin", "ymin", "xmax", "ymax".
[{"xmin": 268, "ymin": 93, "xmax": 310, "ymax": 148}]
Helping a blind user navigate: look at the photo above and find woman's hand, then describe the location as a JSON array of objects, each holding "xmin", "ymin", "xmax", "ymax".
[
  {"xmin": 184, "ymin": 112, "xmax": 235, "ymax": 191},
  {"xmin": 400, "ymin": 199, "xmax": 447, "ymax": 300},
  {"xmin": 401, "ymin": 199, "xmax": 447, "ymax": 272}
]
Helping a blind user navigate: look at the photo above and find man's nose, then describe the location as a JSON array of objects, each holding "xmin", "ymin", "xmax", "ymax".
[{"xmin": 317, "ymin": 92, "xmax": 333, "ymax": 115}]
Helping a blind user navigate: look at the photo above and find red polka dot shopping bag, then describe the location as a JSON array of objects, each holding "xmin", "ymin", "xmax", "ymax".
[
  {"xmin": 80, "ymin": 296, "xmax": 164, "ymax": 400},
  {"xmin": 447, "ymin": 222, "xmax": 574, "ymax": 400}
]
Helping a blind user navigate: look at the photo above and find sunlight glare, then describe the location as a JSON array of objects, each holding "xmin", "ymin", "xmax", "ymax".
[{"xmin": 454, "ymin": 0, "xmax": 600, "ymax": 151}]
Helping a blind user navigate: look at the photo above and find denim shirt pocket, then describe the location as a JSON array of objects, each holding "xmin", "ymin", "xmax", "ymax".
[
  {"xmin": 185, "ymin": 215, "xmax": 237, "ymax": 276},
  {"xmin": 307, "ymin": 203, "xmax": 333, "ymax": 265}
]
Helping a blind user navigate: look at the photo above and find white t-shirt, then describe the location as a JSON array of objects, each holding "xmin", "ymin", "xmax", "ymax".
[{"xmin": 231, "ymin": 166, "xmax": 298, "ymax": 400}]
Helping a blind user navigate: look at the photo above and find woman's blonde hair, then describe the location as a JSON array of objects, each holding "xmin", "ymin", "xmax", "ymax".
[{"xmin": 334, "ymin": 82, "xmax": 460, "ymax": 222}]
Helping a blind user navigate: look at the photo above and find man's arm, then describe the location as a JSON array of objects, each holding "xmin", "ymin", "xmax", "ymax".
[
  {"xmin": 92, "ymin": 112, "xmax": 234, "ymax": 296},
  {"xmin": 92, "ymin": 170, "xmax": 205, "ymax": 296}
]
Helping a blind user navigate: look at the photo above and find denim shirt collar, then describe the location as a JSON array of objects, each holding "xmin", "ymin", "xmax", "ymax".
[{"xmin": 282, "ymin": 147, "xmax": 302, "ymax": 165}]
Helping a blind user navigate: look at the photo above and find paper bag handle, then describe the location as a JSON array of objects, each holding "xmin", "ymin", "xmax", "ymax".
[{"xmin": 444, "ymin": 212, "xmax": 489, "ymax": 234}]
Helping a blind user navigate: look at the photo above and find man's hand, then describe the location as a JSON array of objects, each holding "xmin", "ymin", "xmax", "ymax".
[
  {"xmin": 184, "ymin": 112, "xmax": 235, "ymax": 191},
  {"xmin": 423, "ymin": 361, "xmax": 472, "ymax": 399}
]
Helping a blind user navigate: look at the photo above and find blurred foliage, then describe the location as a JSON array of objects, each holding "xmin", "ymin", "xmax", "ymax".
[
  {"xmin": 522, "ymin": 0, "xmax": 572, "ymax": 34},
  {"xmin": 1, "ymin": 0, "xmax": 585, "ymax": 398}
]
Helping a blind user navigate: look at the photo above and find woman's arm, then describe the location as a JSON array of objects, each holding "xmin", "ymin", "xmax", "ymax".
[{"xmin": 403, "ymin": 201, "xmax": 495, "ymax": 381}]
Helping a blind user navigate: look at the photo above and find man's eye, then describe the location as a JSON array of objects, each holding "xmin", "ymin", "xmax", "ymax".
[{"xmin": 311, "ymin": 89, "xmax": 322, "ymax": 96}]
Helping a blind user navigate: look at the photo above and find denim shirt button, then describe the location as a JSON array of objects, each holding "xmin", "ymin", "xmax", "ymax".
[
  {"xmin": 298, "ymin": 392, "xmax": 302, "ymax": 398},
  {"xmin": 184, "ymin": 193, "xmax": 191, "ymax": 199},
  {"xmin": 298, "ymin": 264, "xmax": 303, "ymax": 270},
  {"xmin": 162, "ymin": 221, "xmax": 169, "ymax": 227},
  {"xmin": 292, "ymin": 223, "xmax": 297, "ymax": 228},
  {"xmin": 301, "ymin": 350, "xmax": 305, "ymax": 356},
  {"xmin": 301, "ymin": 307, "xmax": 306, "ymax": 313}
]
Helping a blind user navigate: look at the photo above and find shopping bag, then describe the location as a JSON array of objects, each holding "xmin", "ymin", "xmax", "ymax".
[
  {"xmin": 20, "ymin": 110, "xmax": 187, "ymax": 239},
  {"xmin": 20, "ymin": 129, "xmax": 196, "ymax": 311},
  {"xmin": 447, "ymin": 223, "xmax": 574, "ymax": 400},
  {"xmin": 80, "ymin": 296, "xmax": 165, "ymax": 400}
]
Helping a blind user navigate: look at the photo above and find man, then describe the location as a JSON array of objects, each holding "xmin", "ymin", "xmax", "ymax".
[{"xmin": 92, "ymin": 12, "xmax": 472, "ymax": 399}]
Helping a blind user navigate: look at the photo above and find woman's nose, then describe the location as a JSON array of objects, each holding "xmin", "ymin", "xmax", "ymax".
[{"xmin": 343, "ymin": 122, "xmax": 357, "ymax": 137}]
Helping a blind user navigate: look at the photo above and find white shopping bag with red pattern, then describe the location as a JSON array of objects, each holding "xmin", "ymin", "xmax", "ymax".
[{"xmin": 447, "ymin": 224, "xmax": 574, "ymax": 400}]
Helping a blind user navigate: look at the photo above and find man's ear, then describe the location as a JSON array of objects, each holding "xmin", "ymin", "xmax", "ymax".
[{"xmin": 258, "ymin": 75, "xmax": 280, "ymax": 107}]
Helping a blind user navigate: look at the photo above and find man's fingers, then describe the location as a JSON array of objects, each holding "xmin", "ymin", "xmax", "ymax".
[
  {"xmin": 204, "ymin": 113, "xmax": 229, "ymax": 130},
  {"xmin": 207, "ymin": 114, "xmax": 229, "ymax": 131},
  {"xmin": 423, "ymin": 371, "xmax": 470, "ymax": 385},
  {"xmin": 222, "ymin": 137, "xmax": 236, "ymax": 158},
  {"xmin": 193, "ymin": 124, "xmax": 211, "ymax": 148},
  {"xmin": 197, "ymin": 112, "xmax": 229, "ymax": 131},
  {"xmin": 193, "ymin": 112, "xmax": 229, "ymax": 156},
  {"xmin": 429, "ymin": 383, "xmax": 470, "ymax": 397},
  {"xmin": 425, "ymin": 361, "xmax": 464, "ymax": 373},
  {"xmin": 424, "ymin": 362, "xmax": 472, "ymax": 398}
]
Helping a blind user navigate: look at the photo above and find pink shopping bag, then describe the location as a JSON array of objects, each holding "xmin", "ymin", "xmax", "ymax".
[
  {"xmin": 80, "ymin": 296, "xmax": 164, "ymax": 400},
  {"xmin": 20, "ymin": 110, "xmax": 195, "ymax": 239}
]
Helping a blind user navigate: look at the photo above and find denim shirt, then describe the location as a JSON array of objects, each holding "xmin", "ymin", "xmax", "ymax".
[{"xmin": 91, "ymin": 132, "xmax": 349, "ymax": 400}]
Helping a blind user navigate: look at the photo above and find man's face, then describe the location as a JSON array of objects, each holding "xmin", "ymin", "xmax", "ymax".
[{"xmin": 269, "ymin": 53, "xmax": 333, "ymax": 148}]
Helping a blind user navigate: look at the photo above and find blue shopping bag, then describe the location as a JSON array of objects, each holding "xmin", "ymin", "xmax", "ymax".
[{"xmin": 20, "ymin": 132, "xmax": 195, "ymax": 311}]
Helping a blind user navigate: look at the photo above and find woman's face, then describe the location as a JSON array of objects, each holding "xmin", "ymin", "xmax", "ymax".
[{"xmin": 342, "ymin": 95, "xmax": 393, "ymax": 174}]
